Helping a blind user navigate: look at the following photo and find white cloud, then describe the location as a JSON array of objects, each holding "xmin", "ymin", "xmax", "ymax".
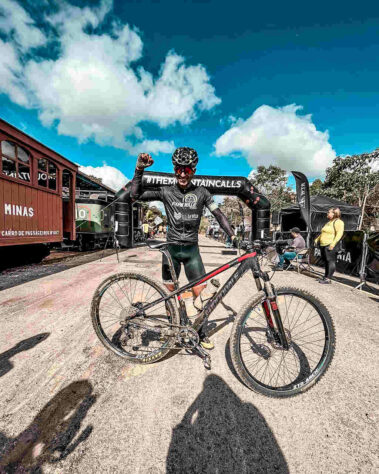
[
  {"xmin": 214, "ymin": 104, "xmax": 336, "ymax": 177},
  {"xmin": 79, "ymin": 164, "xmax": 128, "ymax": 191},
  {"xmin": 0, "ymin": 0, "xmax": 46, "ymax": 51},
  {"xmin": 125, "ymin": 139, "xmax": 175, "ymax": 155},
  {"xmin": 369, "ymin": 151, "xmax": 379, "ymax": 172},
  {"xmin": 0, "ymin": 0, "xmax": 220, "ymax": 155},
  {"xmin": 0, "ymin": 39, "xmax": 28, "ymax": 105}
]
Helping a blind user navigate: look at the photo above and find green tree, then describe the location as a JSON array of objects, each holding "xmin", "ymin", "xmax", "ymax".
[
  {"xmin": 199, "ymin": 216, "xmax": 210, "ymax": 234},
  {"xmin": 310, "ymin": 178, "xmax": 324, "ymax": 196},
  {"xmin": 87, "ymin": 175, "xmax": 103, "ymax": 185},
  {"xmin": 218, "ymin": 196, "xmax": 251, "ymax": 226},
  {"xmin": 249, "ymin": 165, "xmax": 293, "ymax": 212},
  {"xmin": 323, "ymin": 150, "xmax": 379, "ymax": 229}
]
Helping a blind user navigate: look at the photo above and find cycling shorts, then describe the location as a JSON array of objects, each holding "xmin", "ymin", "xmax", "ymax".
[{"xmin": 162, "ymin": 244, "xmax": 205, "ymax": 285}]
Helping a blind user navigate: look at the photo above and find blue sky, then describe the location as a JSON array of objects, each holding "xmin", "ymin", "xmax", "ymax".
[{"xmin": 0, "ymin": 0, "xmax": 378, "ymax": 192}]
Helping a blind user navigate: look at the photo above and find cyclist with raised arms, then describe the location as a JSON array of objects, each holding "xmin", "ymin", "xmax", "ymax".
[{"xmin": 130, "ymin": 147, "xmax": 237, "ymax": 350}]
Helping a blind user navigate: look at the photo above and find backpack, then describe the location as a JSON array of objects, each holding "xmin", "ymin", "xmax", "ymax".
[{"xmin": 333, "ymin": 220, "xmax": 345, "ymax": 253}]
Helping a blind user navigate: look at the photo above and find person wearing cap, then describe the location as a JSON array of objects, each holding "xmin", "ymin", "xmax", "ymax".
[{"xmin": 275, "ymin": 227, "xmax": 306, "ymax": 270}]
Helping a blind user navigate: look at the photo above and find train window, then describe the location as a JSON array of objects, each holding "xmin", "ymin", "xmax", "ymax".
[
  {"xmin": 38, "ymin": 158, "xmax": 47, "ymax": 171},
  {"xmin": 38, "ymin": 170, "xmax": 47, "ymax": 187},
  {"xmin": 1, "ymin": 141, "xmax": 16, "ymax": 158},
  {"xmin": 18, "ymin": 163, "xmax": 31, "ymax": 182},
  {"xmin": 18, "ymin": 147, "xmax": 30, "ymax": 163},
  {"xmin": 1, "ymin": 140, "xmax": 30, "ymax": 182},
  {"xmin": 37, "ymin": 157, "xmax": 57, "ymax": 190},
  {"xmin": 2, "ymin": 155, "xmax": 17, "ymax": 178},
  {"xmin": 48, "ymin": 162, "xmax": 57, "ymax": 190}
]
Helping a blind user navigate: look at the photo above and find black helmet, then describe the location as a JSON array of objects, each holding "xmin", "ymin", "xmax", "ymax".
[{"xmin": 172, "ymin": 147, "xmax": 198, "ymax": 169}]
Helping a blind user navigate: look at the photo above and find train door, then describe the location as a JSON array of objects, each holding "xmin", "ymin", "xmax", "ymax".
[{"xmin": 62, "ymin": 169, "xmax": 76, "ymax": 241}]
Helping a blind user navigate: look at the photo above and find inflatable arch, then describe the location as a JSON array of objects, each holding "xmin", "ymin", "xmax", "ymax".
[{"xmin": 114, "ymin": 171, "xmax": 270, "ymax": 248}]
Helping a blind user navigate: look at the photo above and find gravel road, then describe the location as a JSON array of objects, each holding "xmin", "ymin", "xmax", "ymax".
[{"xmin": 0, "ymin": 237, "xmax": 378, "ymax": 473}]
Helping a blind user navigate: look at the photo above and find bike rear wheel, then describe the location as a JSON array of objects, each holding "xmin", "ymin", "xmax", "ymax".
[
  {"xmin": 230, "ymin": 287, "xmax": 335, "ymax": 398},
  {"xmin": 91, "ymin": 272, "xmax": 179, "ymax": 363}
]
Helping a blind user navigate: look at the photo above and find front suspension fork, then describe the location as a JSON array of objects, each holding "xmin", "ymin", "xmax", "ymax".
[{"xmin": 253, "ymin": 268, "xmax": 290, "ymax": 350}]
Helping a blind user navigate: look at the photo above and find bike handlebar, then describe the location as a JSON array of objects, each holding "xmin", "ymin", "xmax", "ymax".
[{"xmin": 239, "ymin": 239, "xmax": 283, "ymax": 252}]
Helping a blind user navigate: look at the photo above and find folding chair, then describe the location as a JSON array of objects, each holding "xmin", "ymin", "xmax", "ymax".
[{"xmin": 284, "ymin": 248, "xmax": 311, "ymax": 273}]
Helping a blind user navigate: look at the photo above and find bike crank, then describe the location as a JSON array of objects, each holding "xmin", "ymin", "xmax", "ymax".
[{"xmin": 176, "ymin": 327, "xmax": 212, "ymax": 370}]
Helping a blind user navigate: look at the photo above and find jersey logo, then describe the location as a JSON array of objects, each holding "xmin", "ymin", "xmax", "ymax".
[
  {"xmin": 184, "ymin": 193, "xmax": 198, "ymax": 209},
  {"xmin": 174, "ymin": 211, "xmax": 182, "ymax": 220}
]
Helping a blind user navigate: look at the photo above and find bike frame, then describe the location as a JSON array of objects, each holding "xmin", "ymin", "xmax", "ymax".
[{"xmin": 135, "ymin": 247, "xmax": 289, "ymax": 349}]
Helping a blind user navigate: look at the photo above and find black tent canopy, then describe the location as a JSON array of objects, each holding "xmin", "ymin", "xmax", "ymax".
[{"xmin": 280, "ymin": 195, "xmax": 361, "ymax": 232}]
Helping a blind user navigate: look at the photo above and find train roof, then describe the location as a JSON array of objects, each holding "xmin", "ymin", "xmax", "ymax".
[
  {"xmin": 0, "ymin": 118, "xmax": 77, "ymax": 172},
  {"xmin": 1, "ymin": 118, "xmax": 116, "ymax": 196},
  {"xmin": 77, "ymin": 171, "xmax": 116, "ymax": 195}
]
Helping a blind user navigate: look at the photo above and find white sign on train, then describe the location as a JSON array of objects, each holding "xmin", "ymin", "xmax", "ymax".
[
  {"xmin": 4, "ymin": 203, "xmax": 34, "ymax": 217},
  {"xmin": 1, "ymin": 230, "xmax": 60, "ymax": 237}
]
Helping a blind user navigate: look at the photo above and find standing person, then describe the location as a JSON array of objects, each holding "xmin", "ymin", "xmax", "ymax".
[
  {"xmin": 142, "ymin": 222, "xmax": 149, "ymax": 240},
  {"xmin": 314, "ymin": 208, "xmax": 344, "ymax": 284},
  {"xmin": 275, "ymin": 227, "xmax": 306, "ymax": 270},
  {"xmin": 130, "ymin": 148, "xmax": 238, "ymax": 349}
]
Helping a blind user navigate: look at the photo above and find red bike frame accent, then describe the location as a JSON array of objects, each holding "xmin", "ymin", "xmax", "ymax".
[
  {"xmin": 237, "ymin": 252, "xmax": 257, "ymax": 263},
  {"xmin": 196, "ymin": 252, "xmax": 256, "ymax": 285}
]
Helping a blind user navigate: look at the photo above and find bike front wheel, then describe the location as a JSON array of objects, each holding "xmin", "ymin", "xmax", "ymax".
[
  {"xmin": 91, "ymin": 272, "xmax": 179, "ymax": 363},
  {"xmin": 230, "ymin": 287, "xmax": 335, "ymax": 398}
]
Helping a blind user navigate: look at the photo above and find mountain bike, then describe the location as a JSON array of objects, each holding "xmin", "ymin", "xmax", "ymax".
[{"xmin": 91, "ymin": 240, "xmax": 335, "ymax": 398}]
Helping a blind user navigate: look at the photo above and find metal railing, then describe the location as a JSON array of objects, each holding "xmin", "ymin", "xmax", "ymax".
[{"xmin": 62, "ymin": 187, "xmax": 114, "ymax": 201}]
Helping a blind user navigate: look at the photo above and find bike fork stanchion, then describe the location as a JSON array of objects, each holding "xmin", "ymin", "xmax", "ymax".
[{"xmin": 262, "ymin": 272, "xmax": 290, "ymax": 350}]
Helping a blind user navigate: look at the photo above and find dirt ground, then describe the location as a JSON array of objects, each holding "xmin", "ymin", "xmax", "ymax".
[
  {"xmin": 0, "ymin": 236, "xmax": 378, "ymax": 473},
  {"xmin": 0, "ymin": 248, "xmax": 127, "ymax": 291}
]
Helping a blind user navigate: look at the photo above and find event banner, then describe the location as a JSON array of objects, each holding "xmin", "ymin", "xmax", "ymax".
[
  {"xmin": 366, "ymin": 232, "xmax": 379, "ymax": 283},
  {"xmin": 292, "ymin": 171, "xmax": 311, "ymax": 231},
  {"xmin": 310, "ymin": 231, "xmax": 366, "ymax": 276}
]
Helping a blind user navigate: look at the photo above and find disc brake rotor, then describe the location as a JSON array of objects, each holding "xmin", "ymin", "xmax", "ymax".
[{"xmin": 269, "ymin": 328, "xmax": 292, "ymax": 350}]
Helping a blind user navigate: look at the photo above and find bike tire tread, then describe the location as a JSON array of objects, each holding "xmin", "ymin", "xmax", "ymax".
[
  {"xmin": 230, "ymin": 286, "xmax": 336, "ymax": 398},
  {"xmin": 91, "ymin": 272, "xmax": 179, "ymax": 364}
]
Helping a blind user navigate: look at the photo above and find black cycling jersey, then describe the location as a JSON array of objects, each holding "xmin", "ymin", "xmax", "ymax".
[{"xmin": 131, "ymin": 169, "xmax": 219, "ymax": 244}]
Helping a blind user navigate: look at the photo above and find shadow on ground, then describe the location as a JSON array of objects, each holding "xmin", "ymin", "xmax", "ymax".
[
  {"xmin": 0, "ymin": 380, "xmax": 96, "ymax": 472},
  {"xmin": 166, "ymin": 374, "xmax": 289, "ymax": 473},
  {"xmin": 0, "ymin": 333, "xmax": 50, "ymax": 377}
]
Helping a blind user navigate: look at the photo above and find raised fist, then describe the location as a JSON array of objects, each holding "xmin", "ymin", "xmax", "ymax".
[{"xmin": 136, "ymin": 153, "xmax": 154, "ymax": 170}]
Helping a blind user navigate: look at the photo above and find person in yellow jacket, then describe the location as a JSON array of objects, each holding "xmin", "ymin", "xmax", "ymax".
[{"xmin": 314, "ymin": 207, "xmax": 344, "ymax": 284}]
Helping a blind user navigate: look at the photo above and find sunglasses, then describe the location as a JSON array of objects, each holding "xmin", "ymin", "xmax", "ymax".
[{"xmin": 174, "ymin": 166, "xmax": 194, "ymax": 175}]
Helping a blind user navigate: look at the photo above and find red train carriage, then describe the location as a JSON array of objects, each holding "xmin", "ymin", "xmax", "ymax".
[{"xmin": 0, "ymin": 119, "xmax": 77, "ymax": 265}]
